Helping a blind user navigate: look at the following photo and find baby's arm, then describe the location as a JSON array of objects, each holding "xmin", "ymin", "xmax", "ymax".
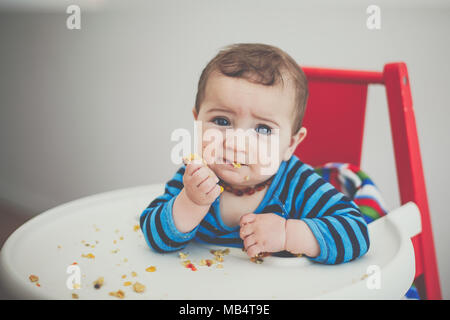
[
  {"xmin": 140, "ymin": 160, "xmax": 221, "ymax": 253},
  {"xmin": 289, "ymin": 170, "xmax": 370, "ymax": 264}
]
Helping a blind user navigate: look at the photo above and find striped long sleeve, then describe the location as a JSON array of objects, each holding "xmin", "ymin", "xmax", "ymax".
[
  {"xmin": 139, "ymin": 166, "xmax": 198, "ymax": 253},
  {"xmin": 275, "ymin": 158, "xmax": 370, "ymax": 264},
  {"xmin": 140, "ymin": 155, "xmax": 370, "ymax": 264}
]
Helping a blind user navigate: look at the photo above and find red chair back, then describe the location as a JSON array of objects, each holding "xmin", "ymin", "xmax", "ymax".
[{"xmin": 294, "ymin": 63, "xmax": 442, "ymax": 300}]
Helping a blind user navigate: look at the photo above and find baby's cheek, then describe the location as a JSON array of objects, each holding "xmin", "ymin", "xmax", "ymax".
[{"xmin": 201, "ymin": 127, "xmax": 225, "ymax": 163}]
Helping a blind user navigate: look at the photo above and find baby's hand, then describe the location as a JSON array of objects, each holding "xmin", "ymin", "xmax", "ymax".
[
  {"xmin": 239, "ymin": 213, "xmax": 287, "ymax": 258},
  {"xmin": 182, "ymin": 156, "xmax": 222, "ymax": 207}
]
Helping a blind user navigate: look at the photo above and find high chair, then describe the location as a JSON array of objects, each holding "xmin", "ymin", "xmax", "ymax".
[{"xmin": 294, "ymin": 63, "xmax": 441, "ymax": 300}]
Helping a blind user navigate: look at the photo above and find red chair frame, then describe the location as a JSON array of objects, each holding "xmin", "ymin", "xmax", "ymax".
[{"xmin": 294, "ymin": 63, "xmax": 441, "ymax": 300}]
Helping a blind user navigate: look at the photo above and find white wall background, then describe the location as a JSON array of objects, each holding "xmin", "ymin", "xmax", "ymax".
[{"xmin": 0, "ymin": 0, "xmax": 449, "ymax": 298}]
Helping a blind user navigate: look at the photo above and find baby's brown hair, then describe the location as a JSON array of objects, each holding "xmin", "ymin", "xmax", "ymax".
[{"xmin": 194, "ymin": 43, "xmax": 309, "ymax": 135}]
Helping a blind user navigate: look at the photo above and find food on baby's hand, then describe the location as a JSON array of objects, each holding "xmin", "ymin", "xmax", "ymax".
[{"xmin": 183, "ymin": 153, "xmax": 207, "ymax": 165}]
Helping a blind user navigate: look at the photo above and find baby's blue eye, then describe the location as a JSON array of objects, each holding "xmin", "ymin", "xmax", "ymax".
[
  {"xmin": 212, "ymin": 117, "xmax": 230, "ymax": 126},
  {"xmin": 255, "ymin": 124, "xmax": 272, "ymax": 135}
]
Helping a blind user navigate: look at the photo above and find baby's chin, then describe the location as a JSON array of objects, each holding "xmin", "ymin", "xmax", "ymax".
[{"xmin": 210, "ymin": 163, "xmax": 278, "ymax": 186}]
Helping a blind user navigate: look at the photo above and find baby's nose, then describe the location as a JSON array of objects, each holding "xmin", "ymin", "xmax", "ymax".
[{"xmin": 223, "ymin": 130, "xmax": 255, "ymax": 163}]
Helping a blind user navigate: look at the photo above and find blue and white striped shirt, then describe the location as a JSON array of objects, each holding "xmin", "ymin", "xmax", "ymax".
[{"xmin": 140, "ymin": 155, "xmax": 370, "ymax": 264}]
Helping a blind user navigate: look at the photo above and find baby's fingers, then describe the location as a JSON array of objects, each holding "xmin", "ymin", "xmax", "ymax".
[
  {"xmin": 240, "ymin": 213, "xmax": 257, "ymax": 226},
  {"xmin": 206, "ymin": 184, "xmax": 223, "ymax": 200},
  {"xmin": 246, "ymin": 243, "xmax": 263, "ymax": 258},
  {"xmin": 239, "ymin": 223, "xmax": 253, "ymax": 240}
]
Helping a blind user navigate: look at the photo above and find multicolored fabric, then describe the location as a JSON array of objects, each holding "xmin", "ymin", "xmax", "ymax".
[{"xmin": 314, "ymin": 162, "xmax": 420, "ymax": 300}]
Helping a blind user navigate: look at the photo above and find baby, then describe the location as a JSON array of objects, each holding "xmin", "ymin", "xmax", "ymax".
[{"xmin": 140, "ymin": 43, "xmax": 369, "ymax": 264}]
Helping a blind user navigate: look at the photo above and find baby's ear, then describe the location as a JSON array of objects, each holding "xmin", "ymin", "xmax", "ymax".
[
  {"xmin": 282, "ymin": 127, "xmax": 307, "ymax": 161},
  {"xmin": 192, "ymin": 107, "xmax": 198, "ymax": 120}
]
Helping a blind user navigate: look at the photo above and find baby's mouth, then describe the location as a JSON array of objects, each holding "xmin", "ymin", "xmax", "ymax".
[{"xmin": 221, "ymin": 157, "xmax": 247, "ymax": 168}]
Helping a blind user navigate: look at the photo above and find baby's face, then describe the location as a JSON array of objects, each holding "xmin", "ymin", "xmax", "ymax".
[{"xmin": 194, "ymin": 72, "xmax": 306, "ymax": 187}]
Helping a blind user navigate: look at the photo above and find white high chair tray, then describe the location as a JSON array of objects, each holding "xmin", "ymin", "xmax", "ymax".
[{"xmin": 0, "ymin": 184, "xmax": 421, "ymax": 300}]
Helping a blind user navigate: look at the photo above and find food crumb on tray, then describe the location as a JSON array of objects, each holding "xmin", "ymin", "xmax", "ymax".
[
  {"xmin": 250, "ymin": 252, "xmax": 271, "ymax": 264},
  {"xmin": 145, "ymin": 266, "xmax": 157, "ymax": 272},
  {"xmin": 72, "ymin": 293, "xmax": 79, "ymax": 299},
  {"xmin": 93, "ymin": 277, "xmax": 104, "ymax": 289},
  {"xmin": 133, "ymin": 282, "xmax": 146, "ymax": 293},
  {"xmin": 109, "ymin": 290, "xmax": 125, "ymax": 299}
]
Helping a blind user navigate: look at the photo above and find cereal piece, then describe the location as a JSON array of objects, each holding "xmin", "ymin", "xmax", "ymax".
[
  {"xmin": 179, "ymin": 252, "xmax": 188, "ymax": 259},
  {"xmin": 133, "ymin": 225, "xmax": 140, "ymax": 232},
  {"xmin": 120, "ymin": 236, "xmax": 124, "ymax": 241},
  {"xmin": 216, "ymin": 264, "xmax": 224, "ymax": 269},
  {"xmin": 123, "ymin": 258, "xmax": 128, "ymax": 263},
  {"xmin": 133, "ymin": 282, "xmax": 146, "ymax": 293},
  {"xmin": 109, "ymin": 290, "xmax": 125, "ymax": 299},
  {"xmin": 113, "ymin": 240, "xmax": 117, "ymax": 244},
  {"xmin": 205, "ymin": 259, "xmax": 214, "ymax": 267},
  {"xmin": 220, "ymin": 186, "xmax": 224, "ymax": 193},
  {"xmin": 184, "ymin": 153, "xmax": 207, "ymax": 165},
  {"xmin": 244, "ymin": 175, "xmax": 250, "ymax": 181},
  {"xmin": 123, "ymin": 281, "xmax": 132, "ymax": 286},
  {"xmin": 181, "ymin": 260, "xmax": 191, "ymax": 266},
  {"xmin": 145, "ymin": 266, "xmax": 156, "ymax": 272},
  {"xmin": 29, "ymin": 275, "xmax": 39, "ymax": 283},
  {"xmin": 250, "ymin": 252, "xmax": 271, "ymax": 264},
  {"xmin": 250, "ymin": 256, "xmax": 264, "ymax": 264},
  {"xmin": 81, "ymin": 253, "xmax": 95, "ymax": 259},
  {"xmin": 131, "ymin": 271, "xmax": 137, "ymax": 277},
  {"xmin": 72, "ymin": 293, "xmax": 79, "ymax": 299},
  {"xmin": 73, "ymin": 283, "xmax": 81, "ymax": 289},
  {"xmin": 121, "ymin": 274, "xmax": 127, "ymax": 279},
  {"xmin": 232, "ymin": 162, "xmax": 241, "ymax": 168},
  {"xmin": 93, "ymin": 277, "xmax": 104, "ymax": 289},
  {"xmin": 185, "ymin": 263, "xmax": 197, "ymax": 271},
  {"xmin": 57, "ymin": 245, "xmax": 62, "ymax": 249},
  {"xmin": 111, "ymin": 249, "xmax": 119, "ymax": 254}
]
